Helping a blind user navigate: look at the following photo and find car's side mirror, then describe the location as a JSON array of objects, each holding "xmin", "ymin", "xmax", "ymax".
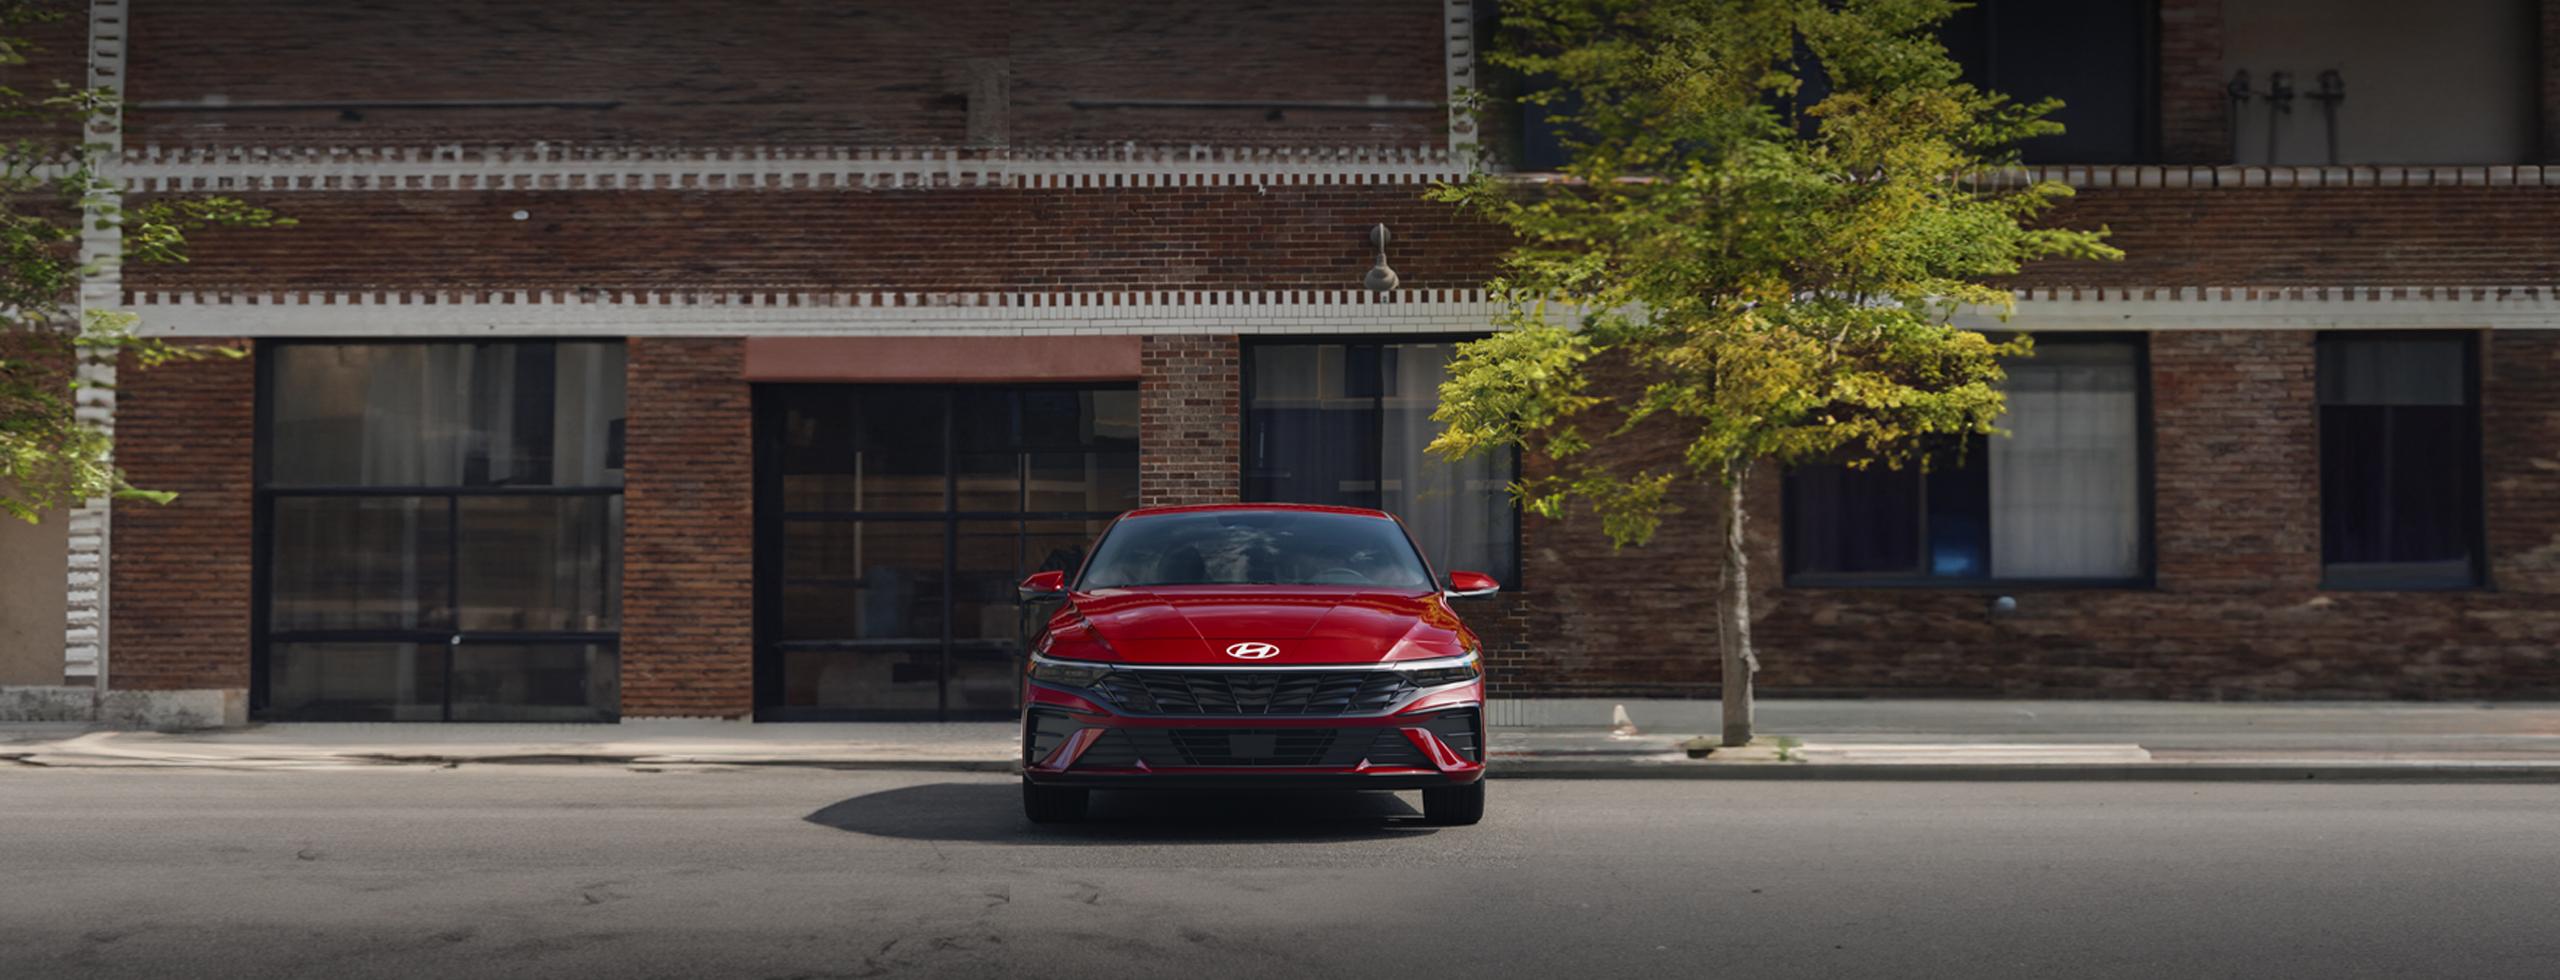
[
  {"xmin": 1444, "ymin": 570, "xmax": 1500, "ymax": 599},
  {"xmin": 1017, "ymin": 570, "xmax": 1068, "ymax": 603}
]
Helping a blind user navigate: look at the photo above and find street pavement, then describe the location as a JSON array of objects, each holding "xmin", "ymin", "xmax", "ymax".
[
  {"xmin": 10, "ymin": 699, "xmax": 2560, "ymax": 775},
  {"xmin": 5, "ymin": 767, "xmax": 2557, "ymax": 978}
]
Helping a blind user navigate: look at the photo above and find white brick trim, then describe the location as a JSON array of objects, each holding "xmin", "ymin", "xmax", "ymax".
[
  {"xmin": 67, "ymin": 0, "xmax": 128, "ymax": 685},
  {"xmin": 121, "ymin": 284, "xmax": 2560, "ymax": 337},
  {"xmin": 127, "ymin": 288, "xmax": 1498, "ymax": 336},
  {"xmin": 114, "ymin": 144, "xmax": 1467, "ymax": 192},
  {"xmin": 1979, "ymin": 165, "xmax": 2560, "ymax": 190},
  {"xmin": 1443, "ymin": 0, "xmax": 1479, "ymax": 165}
]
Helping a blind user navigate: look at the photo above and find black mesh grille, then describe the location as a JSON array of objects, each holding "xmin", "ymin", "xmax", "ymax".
[
  {"xmin": 1070, "ymin": 727, "xmax": 1438, "ymax": 769},
  {"xmin": 1420, "ymin": 709, "xmax": 1483, "ymax": 762},
  {"xmin": 1092, "ymin": 669, "xmax": 1416, "ymax": 716},
  {"xmin": 1024, "ymin": 708, "xmax": 1082, "ymax": 767}
]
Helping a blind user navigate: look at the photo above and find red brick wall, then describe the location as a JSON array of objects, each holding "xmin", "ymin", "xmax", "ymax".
[
  {"xmin": 1137, "ymin": 335, "xmax": 1239, "ymax": 507},
  {"xmin": 1470, "ymin": 361, "xmax": 1764, "ymax": 697},
  {"xmin": 2020, "ymin": 187, "xmax": 2560, "ymax": 288},
  {"xmin": 2485, "ymin": 331, "xmax": 2560, "ymax": 593},
  {"xmin": 1483, "ymin": 328, "xmax": 2560, "ymax": 701},
  {"xmin": 135, "ymin": 185, "xmax": 2560, "ymax": 297},
  {"xmin": 0, "ymin": 6, "xmax": 85, "ymax": 147},
  {"xmin": 2148, "ymin": 331, "xmax": 2319, "ymax": 592},
  {"xmin": 111, "ymin": 341, "xmax": 255, "ymax": 691},
  {"xmin": 131, "ymin": 187, "xmax": 1494, "ymax": 294},
  {"xmin": 125, "ymin": 0, "xmax": 1445, "ymax": 149},
  {"xmin": 2158, "ymin": 0, "xmax": 2227, "ymax": 164},
  {"xmin": 619, "ymin": 338, "xmax": 754, "ymax": 718}
]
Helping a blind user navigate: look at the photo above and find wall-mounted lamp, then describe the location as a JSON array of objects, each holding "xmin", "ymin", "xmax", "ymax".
[{"xmin": 1363, "ymin": 223, "xmax": 1400, "ymax": 293}]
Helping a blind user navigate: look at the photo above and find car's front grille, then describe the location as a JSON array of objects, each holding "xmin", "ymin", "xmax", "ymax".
[
  {"xmin": 1074, "ymin": 727, "xmax": 1428, "ymax": 769},
  {"xmin": 1092, "ymin": 669, "xmax": 1415, "ymax": 716}
]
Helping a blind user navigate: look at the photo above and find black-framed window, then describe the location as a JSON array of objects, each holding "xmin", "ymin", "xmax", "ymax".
[
  {"xmin": 1942, "ymin": 0, "xmax": 2159, "ymax": 164},
  {"xmin": 1242, "ymin": 339, "xmax": 1519, "ymax": 586},
  {"xmin": 255, "ymin": 341, "xmax": 626, "ymax": 722},
  {"xmin": 1786, "ymin": 335, "xmax": 2151, "ymax": 585},
  {"xmin": 1499, "ymin": 0, "xmax": 2159, "ymax": 170},
  {"xmin": 755, "ymin": 385, "xmax": 1138, "ymax": 721},
  {"xmin": 2318, "ymin": 334, "xmax": 2482, "ymax": 589}
]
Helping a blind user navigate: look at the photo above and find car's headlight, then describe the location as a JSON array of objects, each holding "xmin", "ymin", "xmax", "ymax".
[
  {"xmin": 1029, "ymin": 657, "xmax": 1114, "ymax": 688},
  {"xmin": 1406, "ymin": 654, "xmax": 1482, "ymax": 688}
]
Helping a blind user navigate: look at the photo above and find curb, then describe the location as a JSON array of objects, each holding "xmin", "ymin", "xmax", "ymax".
[
  {"xmin": 1488, "ymin": 761, "xmax": 2560, "ymax": 782},
  {"xmin": 16, "ymin": 751, "xmax": 2560, "ymax": 781}
]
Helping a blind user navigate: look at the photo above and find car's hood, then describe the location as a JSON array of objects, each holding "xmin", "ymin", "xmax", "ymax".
[{"xmin": 1050, "ymin": 586, "xmax": 1474, "ymax": 666}]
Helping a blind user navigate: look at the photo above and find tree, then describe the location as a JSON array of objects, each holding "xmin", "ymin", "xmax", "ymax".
[
  {"xmin": 0, "ymin": 0, "xmax": 287, "ymax": 522},
  {"xmin": 1428, "ymin": 0, "xmax": 2117, "ymax": 745}
]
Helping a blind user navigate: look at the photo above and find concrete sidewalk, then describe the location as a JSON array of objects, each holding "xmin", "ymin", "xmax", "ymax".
[{"xmin": 7, "ymin": 700, "xmax": 2560, "ymax": 779}]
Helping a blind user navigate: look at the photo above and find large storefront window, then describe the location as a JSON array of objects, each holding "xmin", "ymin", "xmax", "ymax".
[
  {"xmin": 1785, "ymin": 336, "xmax": 2150, "ymax": 585},
  {"xmin": 755, "ymin": 386, "xmax": 1138, "ymax": 721},
  {"xmin": 256, "ymin": 342, "xmax": 626, "ymax": 721},
  {"xmin": 1243, "ymin": 340, "xmax": 1518, "ymax": 585},
  {"xmin": 2318, "ymin": 334, "xmax": 2481, "ymax": 588}
]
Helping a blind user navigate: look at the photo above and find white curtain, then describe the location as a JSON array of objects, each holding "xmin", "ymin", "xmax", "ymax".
[
  {"xmin": 1990, "ymin": 341, "xmax": 2141, "ymax": 579},
  {"xmin": 1381, "ymin": 344, "xmax": 1514, "ymax": 579}
]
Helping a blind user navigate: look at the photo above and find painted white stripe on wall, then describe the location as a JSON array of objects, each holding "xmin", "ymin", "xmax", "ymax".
[
  {"xmin": 66, "ymin": 0, "xmax": 127, "ymax": 685},
  {"xmin": 1444, "ymin": 0, "xmax": 1479, "ymax": 165},
  {"xmin": 127, "ymin": 288, "xmax": 1501, "ymax": 337},
  {"xmin": 1977, "ymin": 164, "xmax": 2560, "ymax": 190},
  {"xmin": 121, "ymin": 285, "xmax": 2560, "ymax": 338},
  {"xmin": 115, "ymin": 144, "xmax": 1468, "ymax": 192}
]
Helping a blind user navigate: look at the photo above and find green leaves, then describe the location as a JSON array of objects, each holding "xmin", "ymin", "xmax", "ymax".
[
  {"xmin": 0, "ymin": 2, "xmax": 285, "ymax": 521},
  {"xmin": 1431, "ymin": 0, "xmax": 2115, "ymax": 547}
]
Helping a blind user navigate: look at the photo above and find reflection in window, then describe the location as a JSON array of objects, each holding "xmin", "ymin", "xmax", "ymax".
[
  {"xmin": 267, "ymin": 342, "xmax": 624, "ymax": 488},
  {"xmin": 259, "ymin": 342, "xmax": 626, "ymax": 722},
  {"xmin": 760, "ymin": 385, "xmax": 1135, "ymax": 719},
  {"xmin": 1245, "ymin": 341, "xmax": 1518, "ymax": 585},
  {"xmin": 1786, "ymin": 337, "xmax": 2147, "ymax": 583}
]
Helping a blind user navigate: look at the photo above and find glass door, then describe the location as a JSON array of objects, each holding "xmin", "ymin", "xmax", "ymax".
[
  {"xmin": 754, "ymin": 385, "xmax": 1137, "ymax": 721},
  {"xmin": 254, "ymin": 342, "xmax": 627, "ymax": 722}
]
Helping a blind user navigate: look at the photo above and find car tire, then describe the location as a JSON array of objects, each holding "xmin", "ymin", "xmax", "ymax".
[
  {"xmin": 1421, "ymin": 780, "xmax": 1485, "ymax": 826},
  {"xmin": 1022, "ymin": 779, "xmax": 1089, "ymax": 824}
]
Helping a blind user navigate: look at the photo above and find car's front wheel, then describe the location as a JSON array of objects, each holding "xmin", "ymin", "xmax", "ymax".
[
  {"xmin": 1022, "ymin": 779, "xmax": 1089, "ymax": 824},
  {"xmin": 1421, "ymin": 780, "xmax": 1485, "ymax": 826}
]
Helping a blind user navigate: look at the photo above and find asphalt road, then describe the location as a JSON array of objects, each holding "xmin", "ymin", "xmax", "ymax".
[{"xmin": 4, "ymin": 768, "xmax": 2556, "ymax": 979}]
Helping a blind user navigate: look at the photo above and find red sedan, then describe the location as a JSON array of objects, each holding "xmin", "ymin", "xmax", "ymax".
[{"xmin": 1015, "ymin": 503, "xmax": 1497, "ymax": 826}]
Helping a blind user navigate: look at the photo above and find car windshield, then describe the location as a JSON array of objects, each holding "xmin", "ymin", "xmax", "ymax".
[{"xmin": 1078, "ymin": 510, "xmax": 1435, "ymax": 590}]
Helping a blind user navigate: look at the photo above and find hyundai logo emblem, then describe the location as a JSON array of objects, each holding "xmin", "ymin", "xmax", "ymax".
[{"xmin": 1224, "ymin": 641, "xmax": 1281, "ymax": 660}]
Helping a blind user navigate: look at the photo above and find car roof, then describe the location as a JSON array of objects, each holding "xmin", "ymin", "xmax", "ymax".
[{"xmin": 1118, "ymin": 502, "xmax": 1396, "ymax": 520}]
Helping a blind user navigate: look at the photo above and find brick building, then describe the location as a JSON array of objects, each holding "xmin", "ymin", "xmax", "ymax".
[{"xmin": 6, "ymin": 0, "xmax": 2560, "ymax": 725}]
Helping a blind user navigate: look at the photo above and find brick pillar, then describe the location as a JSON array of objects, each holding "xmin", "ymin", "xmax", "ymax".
[
  {"xmin": 110, "ymin": 340, "xmax": 254, "ymax": 694},
  {"xmin": 2485, "ymin": 331, "xmax": 2560, "ymax": 592},
  {"xmin": 1137, "ymin": 334, "xmax": 1239, "ymax": 507},
  {"xmin": 2149, "ymin": 330, "xmax": 2319, "ymax": 593},
  {"xmin": 2159, "ymin": 0, "xmax": 2228, "ymax": 164},
  {"xmin": 620, "ymin": 338, "xmax": 754, "ymax": 719}
]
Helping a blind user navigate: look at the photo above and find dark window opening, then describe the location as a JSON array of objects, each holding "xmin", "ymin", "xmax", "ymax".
[
  {"xmin": 753, "ymin": 385, "xmax": 1139, "ymax": 721},
  {"xmin": 254, "ymin": 341, "xmax": 626, "ymax": 722},
  {"xmin": 1786, "ymin": 336, "xmax": 2150, "ymax": 585},
  {"xmin": 1942, "ymin": 0, "xmax": 2159, "ymax": 164},
  {"xmin": 1243, "ymin": 340, "xmax": 1519, "ymax": 588},
  {"xmin": 2317, "ymin": 334, "xmax": 2481, "ymax": 589},
  {"xmin": 1494, "ymin": 0, "xmax": 2158, "ymax": 170}
]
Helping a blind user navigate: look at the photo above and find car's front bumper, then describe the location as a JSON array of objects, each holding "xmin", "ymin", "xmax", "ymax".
[{"xmin": 1018, "ymin": 680, "xmax": 1487, "ymax": 791}]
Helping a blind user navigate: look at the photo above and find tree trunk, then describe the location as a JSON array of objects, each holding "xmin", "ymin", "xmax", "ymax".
[{"xmin": 1717, "ymin": 466, "xmax": 1758, "ymax": 747}]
